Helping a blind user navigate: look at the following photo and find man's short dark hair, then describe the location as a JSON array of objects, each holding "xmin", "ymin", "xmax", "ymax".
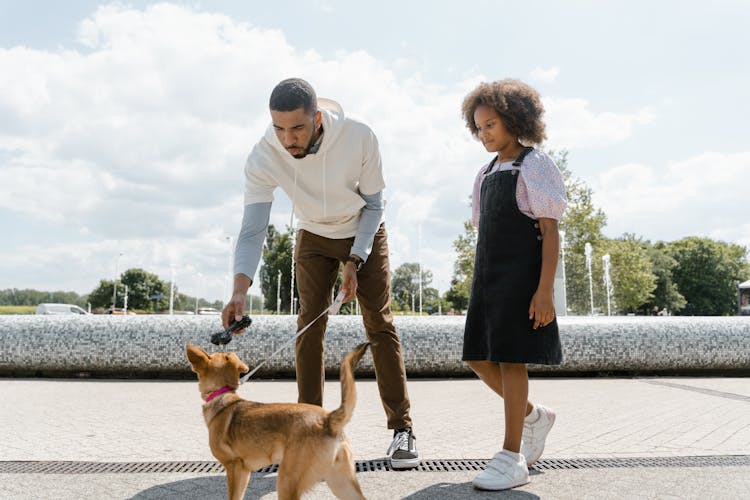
[{"xmin": 269, "ymin": 78, "xmax": 317, "ymax": 115}]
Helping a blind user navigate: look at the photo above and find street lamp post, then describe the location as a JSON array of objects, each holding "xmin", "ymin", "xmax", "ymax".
[
  {"xmin": 194, "ymin": 272, "xmax": 202, "ymax": 314},
  {"xmin": 276, "ymin": 269, "xmax": 282, "ymax": 315},
  {"xmin": 584, "ymin": 242, "xmax": 594, "ymax": 316},
  {"xmin": 169, "ymin": 267, "xmax": 175, "ymax": 315},
  {"xmin": 225, "ymin": 236, "xmax": 233, "ymax": 304},
  {"xmin": 258, "ymin": 264, "xmax": 264, "ymax": 315},
  {"xmin": 560, "ymin": 230, "xmax": 568, "ymax": 316},
  {"xmin": 602, "ymin": 253, "xmax": 612, "ymax": 316},
  {"xmin": 112, "ymin": 252, "xmax": 123, "ymax": 312},
  {"xmin": 418, "ymin": 224, "xmax": 423, "ymax": 315}
]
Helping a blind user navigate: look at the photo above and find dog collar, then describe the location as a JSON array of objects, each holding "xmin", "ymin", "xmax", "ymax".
[{"xmin": 204, "ymin": 386, "xmax": 233, "ymax": 403}]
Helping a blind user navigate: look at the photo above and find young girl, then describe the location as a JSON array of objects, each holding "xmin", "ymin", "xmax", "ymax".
[{"xmin": 461, "ymin": 80, "xmax": 567, "ymax": 491}]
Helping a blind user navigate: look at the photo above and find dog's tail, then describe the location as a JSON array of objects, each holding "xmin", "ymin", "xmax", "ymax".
[{"xmin": 326, "ymin": 342, "xmax": 370, "ymax": 436}]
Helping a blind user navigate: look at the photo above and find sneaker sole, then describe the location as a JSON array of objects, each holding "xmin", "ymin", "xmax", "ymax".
[
  {"xmin": 389, "ymin": 457, "xmax": 421, "ymax": 469},
  {"xmin": 473, "ymin": 477, "xmax": 529, "ymax": 491}
]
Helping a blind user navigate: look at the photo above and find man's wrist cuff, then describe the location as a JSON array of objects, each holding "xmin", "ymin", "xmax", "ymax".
[{"xmin": 347, "ymin": 255, "xmax": 364, "ymax": 271}]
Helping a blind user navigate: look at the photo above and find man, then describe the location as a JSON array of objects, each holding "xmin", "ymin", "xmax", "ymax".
[{"xmin": 222, "ymin": 78, "xmax": 419, "ymax": 469}]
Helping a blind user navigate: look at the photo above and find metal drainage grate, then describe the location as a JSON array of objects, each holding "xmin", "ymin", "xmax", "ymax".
[
  {"xmin": 0, "ymin": 461, "xmax": 224, "ymax": 474},
  {"xmin": 532, "ymin": 456, "xmax": 750, "ymax": 470},
  {"xmin": 0, "ymin": 456, "xmax": 747, "ymax": 474}
]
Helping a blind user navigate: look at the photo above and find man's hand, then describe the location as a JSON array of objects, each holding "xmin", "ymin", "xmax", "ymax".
[
  {"xmin": 529, "ymin": 288, "xmax": 555, "ymax": 330},
  {"xmin": 222, "ymin": 293, "xmax": 247, "ymax": 332},
  {"xmin": 222, "ymin": 273, "xmax": 252, "ymax": 333},
  {"xmin": 340, "ymin": 261, "xmax": 358, "ymax": 302}
]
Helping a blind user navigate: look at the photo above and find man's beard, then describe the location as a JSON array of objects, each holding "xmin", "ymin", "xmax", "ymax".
[{"xmin": 289, "ymin": 127, "xmax": 320, "ymax": 159}]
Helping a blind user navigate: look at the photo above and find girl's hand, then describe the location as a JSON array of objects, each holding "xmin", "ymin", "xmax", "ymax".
[{"xmin": 529, "ymin": 288, "xmax": 555, "ymax": 330}]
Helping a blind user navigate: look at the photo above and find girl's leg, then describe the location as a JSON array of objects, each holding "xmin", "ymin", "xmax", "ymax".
[
  {"xmin": 499, "ymin": 362, "xmax": 529, "ymax": 453},
  {"xmin": 466, "ymin": 360, "xmax": 533, "ymax": 416}
]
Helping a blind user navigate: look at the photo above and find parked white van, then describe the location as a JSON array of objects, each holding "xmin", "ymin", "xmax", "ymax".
[{"xmin": 35, "ymin": 303, "xmax": 89, "ymax": 315}]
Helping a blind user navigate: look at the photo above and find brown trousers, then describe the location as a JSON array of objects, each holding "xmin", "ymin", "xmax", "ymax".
[{"xmin": 294, "ymin": 224, "xmax": 412, "ymax": 430}]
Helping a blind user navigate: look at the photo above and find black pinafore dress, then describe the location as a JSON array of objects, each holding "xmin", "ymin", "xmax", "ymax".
[{"xmin": 462, "ymin": 147, "xmax": 563, "ymax": 365}]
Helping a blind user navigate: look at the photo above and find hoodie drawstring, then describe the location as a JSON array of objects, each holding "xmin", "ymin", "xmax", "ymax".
[{"xmin": 323, "ymin": 151, "xmax": 328, "ymax": 218}]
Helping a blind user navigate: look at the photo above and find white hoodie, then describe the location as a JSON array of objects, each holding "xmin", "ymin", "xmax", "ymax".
[{"xmin": 243, "ymin": 98, "xmax": 385, "ymax": 239}]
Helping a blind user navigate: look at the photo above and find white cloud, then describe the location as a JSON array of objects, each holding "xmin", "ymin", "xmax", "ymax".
[
  {"xmin": 592, "ymin": 152, "xmax": 750, "ymax": 245},
  {"xmin": 315, "ymin": 0, "xmax": 335, "ymax": 13},
  {"xmin": 530, "ymin": 65, "xmax": 560, "ymax": 83},
  {"xmin": 544, "ymin": 97, "xmax": 655, "ymax": 149},
  {"xmin": 0, "ymin": 3, "xmax": 663, "ymax": 300}
]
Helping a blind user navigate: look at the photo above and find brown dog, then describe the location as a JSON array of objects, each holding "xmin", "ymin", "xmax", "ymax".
[{"xmin": 186, "ymin": 342, "xmax": 369, "ymax": 500}]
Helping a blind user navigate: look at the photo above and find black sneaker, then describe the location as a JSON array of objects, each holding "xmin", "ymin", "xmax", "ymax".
[{"xmin": 387, "ymin": 428, "xmax": 420, "ymax": 469}]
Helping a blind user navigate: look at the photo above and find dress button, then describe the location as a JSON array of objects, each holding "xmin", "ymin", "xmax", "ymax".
[
  {"xmin": 534, "ymin": 223, "xmax": 539, "ymax": 228},
  {"xmin": 537, "ymin": 235, "xmax": 543, "ymax": 241},
  {"xmin": 511, "ymin": 170, "xmax": 518, "ymax": 176}
]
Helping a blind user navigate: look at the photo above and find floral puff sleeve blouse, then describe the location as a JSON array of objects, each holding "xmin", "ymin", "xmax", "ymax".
[{"xmin": 471, "ymin": 149, "xmax": 567, "ymax": 229}]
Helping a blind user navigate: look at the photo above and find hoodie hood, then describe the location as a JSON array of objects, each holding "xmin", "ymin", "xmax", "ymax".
[{"xmin": 264, "ymin": 98, "xmax": 346, "ymax": 159}]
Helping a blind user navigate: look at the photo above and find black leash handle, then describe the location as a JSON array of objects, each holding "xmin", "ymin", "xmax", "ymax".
[{"xmin": 210, "ymin": 315, "xmax": 253, "ymax": 345}]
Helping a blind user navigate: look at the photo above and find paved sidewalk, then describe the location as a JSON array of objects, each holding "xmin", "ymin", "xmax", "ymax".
[{"xmin": 1, "ymin": 377, "xmax": 749, "ymax": 499}]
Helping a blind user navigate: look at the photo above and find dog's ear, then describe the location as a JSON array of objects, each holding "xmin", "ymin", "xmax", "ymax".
[
  {"xmin": 228, "ymin": 352, "xmax": 249, "ymax": 376},
  {"xmin": 186, "ymin": 343, "xmax": 209, "ymax": 372}
]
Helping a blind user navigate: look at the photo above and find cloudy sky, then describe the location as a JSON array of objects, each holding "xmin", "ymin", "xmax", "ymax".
[{"xmin": 1, "ymin": 1, "xmax": 748, "ymax": 302}]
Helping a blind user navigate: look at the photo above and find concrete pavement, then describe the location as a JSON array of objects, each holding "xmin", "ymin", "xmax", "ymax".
[{"xmin": 1, "ymin": 376, "xmax": 749, "ymax": 499}]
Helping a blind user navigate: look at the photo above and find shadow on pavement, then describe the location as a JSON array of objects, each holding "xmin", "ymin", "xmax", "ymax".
[
  {"xmin": 128, "ymin": 473, "xmax": 276, "ymax": 499},
  {"xmin": 127, "ymin": 472, "xmax": 544, "ymax": 499},
  {"xmin": 402, "ymin": 481, "xmax": 540, "ymax": 499}
]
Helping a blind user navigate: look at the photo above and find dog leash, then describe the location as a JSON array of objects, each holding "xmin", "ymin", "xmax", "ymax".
[{"xmin": 238, "ymin": 291, "xmax": 345, "ymax": 384}]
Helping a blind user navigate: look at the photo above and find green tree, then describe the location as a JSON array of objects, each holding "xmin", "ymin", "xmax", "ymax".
[
  {"xmin": 88, "ymin": 268, "xmax": 169, "ymax": 311},
  {"xmin": 0, "ymin": 288, "xmax": 87, "ymax": 307},
  {"xmin": 171, "ymin": 292, "xmax": 227, "ymax": 313},
  {"xmin": 260, "ymin": 224, "xmax": 296, "ymax": 314},
  {"xmin": 88, "ymin": 280, "xmax": 116, "ymax": 309},
  {"xmin": 49, "ymin": 291, "xmax": 87, "ymax": 307},
  {"xmin": 598, "ymin": 234, "xmax": 657, "ymax": 313},
  {"xmin": 391, "ymin": 262, "xmax": 433, "ymax": 312},
  {"xmin": 642, "ymin": 242, "xmax": 686, "ymax": 314},
  {"xmin": 667, "ymin": 237, "xmax": 750, "ymax": 315},
  {"xmin": 421, "ymin": 286, "xmax": 444, "ymax": 314},
  {"xmin": 445, "ymin": 220, "xmax": 477, "ymax": 312},
  {"xmin": 120, "ymin": 268, "xmax": 169, "ymax": 311},
  {"xmin": 551, "ymin": 150, "xmax": 608, "ymax": 315}
]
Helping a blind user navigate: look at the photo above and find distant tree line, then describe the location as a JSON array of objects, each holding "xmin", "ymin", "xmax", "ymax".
[
  {"xmin": 0, "ymin": 289, "xmax": 88, "ymax": 308},
  {"xmin": 2, "ymin": 268, "xmax": 224, "ymax": 313}
]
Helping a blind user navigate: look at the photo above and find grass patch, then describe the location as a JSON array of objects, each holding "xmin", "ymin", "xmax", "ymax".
[{"xmin": 0, "ymin": 305, "xmax": 36, "ymax": 315}]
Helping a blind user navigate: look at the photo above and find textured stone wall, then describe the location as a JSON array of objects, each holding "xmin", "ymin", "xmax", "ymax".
[{"xmin": 1, "ymin": 315, "xmax": 748, "ymax": 378}]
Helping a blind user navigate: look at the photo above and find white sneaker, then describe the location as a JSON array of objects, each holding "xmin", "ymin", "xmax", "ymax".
[
  {"xmin": 521, "ymin": 404, "xmax": 556, "ymax": 465},
  {"xmin": 473, "ymin": 450, "xmax": 529, "ymax": 491}
]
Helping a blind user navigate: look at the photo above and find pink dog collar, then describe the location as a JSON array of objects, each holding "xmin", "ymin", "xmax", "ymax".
[{"xmin": 204, "ymin": 386, "xmax": 233, "ymax": 403}]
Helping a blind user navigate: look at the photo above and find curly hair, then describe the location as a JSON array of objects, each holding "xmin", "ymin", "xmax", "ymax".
[{"xmin": 461, "ymin": 79, "xmax": 547, "ymax": 145}]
